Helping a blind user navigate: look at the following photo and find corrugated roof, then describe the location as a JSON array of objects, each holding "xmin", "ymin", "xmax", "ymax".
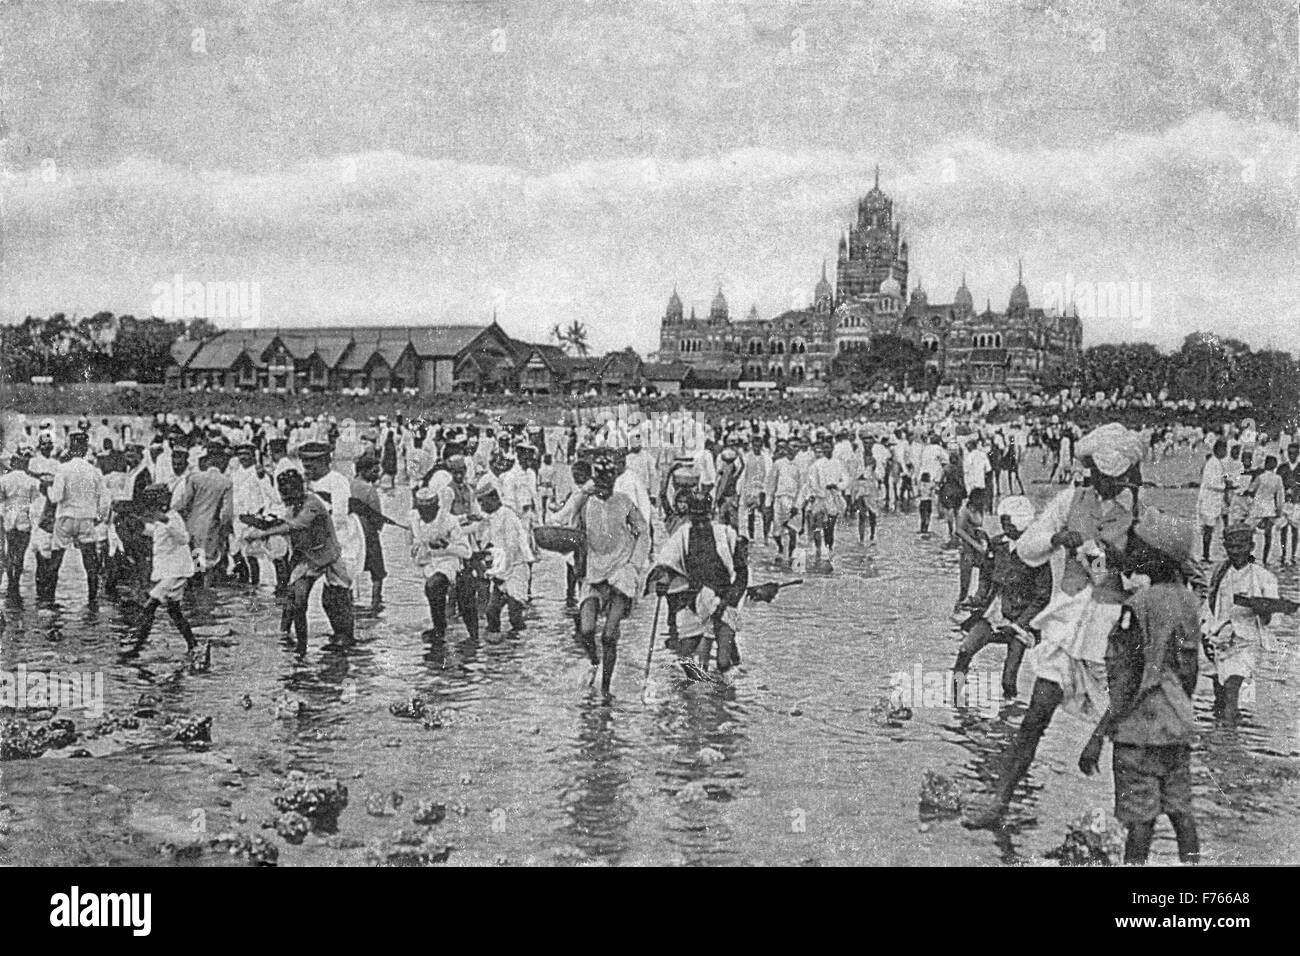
[
  {"xmin": 170, "ymin": 338, "xmax": 203, "ymax": 369},
  {"xmin": 187, "ymin": 335, "xmax": 257, "ymax": 370},
  {"xmin": 410, "ymin": 325, "xmax": 491, "ymax": 358},
  {"xmin": 643, "ymin": 362, "xmax": 691, "ymax": 380}
]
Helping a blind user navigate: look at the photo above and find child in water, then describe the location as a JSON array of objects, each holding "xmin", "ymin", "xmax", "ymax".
[{"xmin": 1079, "ymin": 508, "xmax": 1201, "ymax": 865}]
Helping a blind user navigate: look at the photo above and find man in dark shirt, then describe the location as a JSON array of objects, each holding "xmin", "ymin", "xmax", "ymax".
[
  {"xmin": 351, "ymin": 453, "xmax": 387, "ymax": 608},
  {"xmin": 1276, "ymin": 442, "xmax": 1300, "ymax": 495},
  {"xmin": 952, "ymin": 496, "xmax": 1052, "ymax": 700},
  {"xmin": 648, "ymin": 491, "xmax": 775, "ymax": 681},
  {"xmin": 243, "ymin": 469, "xmax": 354, "ymax": 650},
  {"xmin": 1079, "ymin": 508, "xmax": 1201, "ymax": 865}
]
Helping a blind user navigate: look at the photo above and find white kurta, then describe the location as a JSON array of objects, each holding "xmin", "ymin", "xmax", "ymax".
[{"xmin": 1203, "ymin": 561, "xmax": 1279, "ymax": 681}]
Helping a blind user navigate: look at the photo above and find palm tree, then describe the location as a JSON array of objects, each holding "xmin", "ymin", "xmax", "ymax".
[
  {"xmin": 550, "ymin": 320, "xmax": 591, "ymax": 356},
  {"xmin": 562, "ymin": 320, "xmax": 590, "ymax": 357}
]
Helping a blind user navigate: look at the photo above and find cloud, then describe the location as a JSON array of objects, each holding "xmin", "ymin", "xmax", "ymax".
[{"xmin": 3, "ymin": 110, "xmax": 1296, "ymax": 354}]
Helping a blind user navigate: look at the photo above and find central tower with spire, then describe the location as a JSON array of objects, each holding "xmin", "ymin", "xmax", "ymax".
[{"xmin": 836, "ymin": 166, "xmax": 909, "ymax": 304}]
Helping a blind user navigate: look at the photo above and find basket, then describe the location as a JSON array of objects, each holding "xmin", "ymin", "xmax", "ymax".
[{"xmin": 532, "ymin": 525, "xmax": 585, "ymax": 555}]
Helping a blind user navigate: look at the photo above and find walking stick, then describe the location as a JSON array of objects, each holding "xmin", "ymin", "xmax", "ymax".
[{"xmin": 640, "ymin": 594, "xmax": 663, "ymax": 705}]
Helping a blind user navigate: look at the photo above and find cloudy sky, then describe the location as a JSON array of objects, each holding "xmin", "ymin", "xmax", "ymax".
[{"xmin": 1, "ymin": 0, "xmax": 1296, "ymax": 354}]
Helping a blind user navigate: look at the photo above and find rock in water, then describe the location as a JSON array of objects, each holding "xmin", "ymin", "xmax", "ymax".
[
  {"xmin": 365, "ymin": 836, "xmax": 453, "ymax": 867},
  {"xmin": 919, "ymin": 771, "xmax": 963, "ymax": 813},
  {"xmin": 1046, "ymin": 809, "xmax": 1126, "ymax": 866},
  {"xmin": 273, "ymin": 776, "xmax": 349, "ymax": 832},
  {"xmin": 696, "ymin": 747, "xmax": 726, "ymax": 765},
  {"xmin": 365, "ymin": 791, "xmax": 399, "ymax": 817},
  {"xmin": 171, "ymin": 716, "xmax": 213, "ymax": 744},
  {"xmin": 389, "ymin": 697, "xmax": 426, "ymax": 720},
  {"xmin": 274, "ymin": 811, "xmax": 311, "ymax": 845},
  {"xmin": 412, "ymin": 800, "xmax": 447, "ymax": 826},
  {"xmin": 673, "ymin": 781, "xmax": 709, "ymax": 804},
  {"xmin": 209, "ymin": 832, "xmax": 279, "ymax": 866},
  {"xmin": 0, "ymin": 718, "xmax": 80, "ymax": 760}
]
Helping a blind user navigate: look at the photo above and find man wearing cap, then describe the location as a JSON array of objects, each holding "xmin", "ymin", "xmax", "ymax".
[
  {"xmin": 29, "ymin": 434, "xmax": 59, "ymax": 482},
  {"xmin": 173, "ymin": 441, "xmax": 233, "ymax": 584},
  {"xmin": 765, "ymin": 441, "xmax": 802, "ymax": 563},
  {"xmin": 574, "ymin": 456, "xmax": 650, "ymax": 692},
  {"xmin": 1195, "ymin": 439, "xmax": 1231, "ymax": 563},
  {"xmin": 350, "ymin": 453, "xmax": 388, "ymax": 608},
  {"xmin": 1078, "ymin": 507, "xmax": 1202, "ymax": 864},
  {"xmin": 242, "ymin": 469, "xmax": 354, "ymax": 647},
  {"xmin": 624, "ymin": 432, "xmax": 657, "ymax": 510},
  {"xmin": 476, "ymin": 486, "xmax": 531, "ymax": 636},
  {"xmin": 740, "ymin": 435, "xmax": 771, "ymax": 545},
  {"xmin": 802, "ymin": 439, "xmax": 847, "ymax": 566},
  {"xmin": 47, "ymin": 432, "xmax": 108, "ymax": 603},
  {"xmin": 0, "ymin": 448, "xmax": 40, "ymax": 598},
  {"xmin": 967, "ymin": 423, "xmax": 1147, "ymax": 828},
  {"xmin": 299, "ymin": 441, "xmax": 365, "ymax": 599},
  {"xmin": 648, "ymin": 490, "xmax": 776, "ymax": 684},
  {"xmin": 230, "ymin": 443, "xmax": 277, "ymax": 587},
  {"xmin": 407, "ymin": 477, "xmax": 475, "ymax": 640},
  {"xmin": 952, "ymin": 496, "xmax": 1052, "ymax": 701},
  {"xmin": 127, "ymin": 484, "xmax": 198, "ymax": 655},
  {"xmin": 1202, "ymin": 522, "xmax": 1280, "ymax": 725}
]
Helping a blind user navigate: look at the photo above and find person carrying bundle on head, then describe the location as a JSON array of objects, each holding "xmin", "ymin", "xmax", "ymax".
[{"xmin": 646, "ymin": 490, "xmax": 779, "ymax": 685}]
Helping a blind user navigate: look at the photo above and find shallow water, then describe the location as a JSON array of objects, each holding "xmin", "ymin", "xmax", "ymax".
[{"xmin": 3, "ymin": 452, "xmax": 1298, "ymax": 866}]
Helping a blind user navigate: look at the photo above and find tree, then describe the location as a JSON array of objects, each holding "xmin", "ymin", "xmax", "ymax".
[
  {"xmin": 830, "ymin": 334, "xmax": 927, "ymax": 392},
  {"xmin": 551, "ymin": 320, "xmax": 590, "ymax": 356},
  {"xmin": 185, "ymin": 317, "xmax": 220, "ymax": 341},
  {"xmin": 112, "ymin": 316, "xmax": 184, "ymax": 383}
]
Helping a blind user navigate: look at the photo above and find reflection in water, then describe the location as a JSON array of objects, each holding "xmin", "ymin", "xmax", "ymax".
[
  {"xmin": 2, "ymin": 458, "xmax": 1298, "ymax": 866},
  {"xmin": 561, "ymin": 701, "xmax": 633, "ymax": 863}
]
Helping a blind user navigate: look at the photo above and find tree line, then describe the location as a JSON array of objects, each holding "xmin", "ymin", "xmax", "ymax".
[
  {"xmin": 3, "ymin": 314, "xmax": 1297, "ymax": 424},
  {"xmin": 0, "ymin": 313, "xmax": 223, "ymax": 386}
]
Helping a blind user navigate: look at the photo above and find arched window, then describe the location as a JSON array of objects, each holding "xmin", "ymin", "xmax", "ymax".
[{"xmin": 995, "ymin": 333, "xmax": 1002, "ymax": 348}]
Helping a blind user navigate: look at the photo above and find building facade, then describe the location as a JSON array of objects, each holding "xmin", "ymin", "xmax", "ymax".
[
  {"xmin": 168, "ymin": 322, "xmax": 649, "ymax": 397},
  {"xmin": 657, "ymin": 171, "xmax": 1082, "ymax": 392}
]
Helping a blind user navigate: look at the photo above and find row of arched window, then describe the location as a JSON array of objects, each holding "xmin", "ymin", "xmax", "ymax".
[
  {"xmin": 743, "ymin": 362, "xmax": 823, "ymax": 381},
  {"xmin": 744, "ymin": 338, "xmax": 809, "ymax": 355}
]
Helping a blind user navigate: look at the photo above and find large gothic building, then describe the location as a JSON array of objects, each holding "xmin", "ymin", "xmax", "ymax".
[{"xmin": 657, "ymin": 170, "xmax": 1082, "ymax": 391}]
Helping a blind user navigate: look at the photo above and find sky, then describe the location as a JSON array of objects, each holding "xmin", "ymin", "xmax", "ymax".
[{"xmin": 1, "ymin": 0, "xmax": 1296, "ymax": 355}]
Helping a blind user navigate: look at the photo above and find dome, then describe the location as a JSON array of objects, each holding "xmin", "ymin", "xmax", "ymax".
[
  {"xmin": 909, "ymin": 278, "xmax": 928, "ymax": 308},
  {"xmin": 711, "ymin": 287, "xmax": 727, "ymax": 313},
  {"xmin": 879, "ymin": 268, "xmax": 901, "ymax": 299}
]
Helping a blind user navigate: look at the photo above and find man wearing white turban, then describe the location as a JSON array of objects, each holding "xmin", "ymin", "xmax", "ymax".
[{"xmin": 966, "ymin": 423, "xmax": 1146, "ymax": 828}]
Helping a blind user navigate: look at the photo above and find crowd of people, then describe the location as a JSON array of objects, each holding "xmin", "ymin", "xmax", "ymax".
[{"xmin": 0, "ymin": 402, "xmax": 1295, "ymax": 865}]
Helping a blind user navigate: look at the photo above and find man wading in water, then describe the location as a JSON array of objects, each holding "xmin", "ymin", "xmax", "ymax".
[
  {"xmin": 648, "ymin": 490, "xmax": 779, "ymax": 684},
  {"xmin": 576, "ymin": 457, "xmax": 650, "ymax": 695},
  {"xmin": 965, "ymin": 422, "xmax": 1149, "ymax": 828},
  {"xmin": 241, "ymin": 469, "xmax": 354, "ymax": 651}
]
